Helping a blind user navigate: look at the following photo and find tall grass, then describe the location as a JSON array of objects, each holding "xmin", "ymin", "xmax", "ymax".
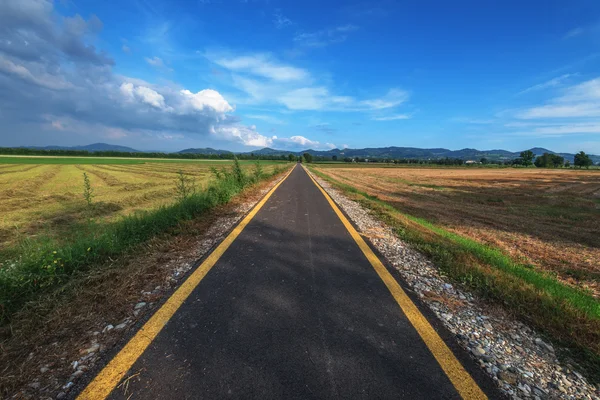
[{"xmin": 0, "ymin": 160, "xmax": 286, "ymax": 322}]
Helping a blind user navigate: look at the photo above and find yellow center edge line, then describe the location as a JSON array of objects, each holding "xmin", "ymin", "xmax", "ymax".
[
  {"xmin": 77, "ymin": 166, "xmax": 295, "ymax": 400},
  {"xmin": 303, "ymin": 166, "xmax": 487, "ymax": 400}
]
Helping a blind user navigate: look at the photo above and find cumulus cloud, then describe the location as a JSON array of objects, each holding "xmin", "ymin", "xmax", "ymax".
[{"xmin": 0, "ymin": 0, "xmax": 341, "ymax": 151}]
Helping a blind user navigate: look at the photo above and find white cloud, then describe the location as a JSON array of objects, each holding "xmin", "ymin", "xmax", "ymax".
[
  {"xmin": 179, "ymin": 89, "xmax": 233, "ymax": 113},
  {"xmin": 245, "ymin": 114, "xmax": 286, "ymax": 124},
  {"xmin": 213, "ymin": 124, "xmax": 274, "ymax": 147},
  {"xmin": 516, "ymin": 77, "xmax": 600, "ymax": 119},
  {"xmin": 294, "ymin": 24, "xmax": 359, "ymax": 48},
  {"xmin": 119, "ymin": 82, "xmax": 167, "ymax": 109},
  {"xmin": 273, "ymin": 10, "xmax": 292, "ymax": 29},
  {"xmin": 0, "ymin": 55, "xmax": 72, "ymax": 90},
  {"xmin": 122, "ymin": 44, "xmax": 131, "ymax": 53},
  {"xmin": 564, "ymin": 27, "xmax": 584, "ymax": 39},
  {"xmin": 517, "ymin": 103, "xmax": 600, "ymax": 119},
  {"xmin": 145, "ymin": 56, "xmax": 172, "ymax": 72},
  {"xmin": 372, "ymin": 114, "xmax": 412, "ymax": 121},
  {"xmin": 208, "ymin": 50, "xmax": 412, "ymax": 114},
  {"xmin": 518, "ymin": 74, "xmax": 575, "ymax": 95},
  {"xmin": 360, "ymin": 89, "xmax": 409, "ymax": 110},
  {"xmin": 209, "ymin": 53, "xmax": 308, "ymax": 82}
]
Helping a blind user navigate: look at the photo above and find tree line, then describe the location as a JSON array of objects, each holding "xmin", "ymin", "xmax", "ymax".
[{"xmin": 0, "ymin": 147, "xmax": 596, "ymax": 168}]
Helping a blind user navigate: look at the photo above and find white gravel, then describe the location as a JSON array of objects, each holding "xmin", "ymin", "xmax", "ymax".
[{"xmin": 307, "ymin": 168, "xmax": 600, "ymax": 400}]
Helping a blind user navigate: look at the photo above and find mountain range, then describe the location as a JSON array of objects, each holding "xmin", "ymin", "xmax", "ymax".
[{"xmin": 14, "ymin": 143, "xmax": 600, "ymax": 163}]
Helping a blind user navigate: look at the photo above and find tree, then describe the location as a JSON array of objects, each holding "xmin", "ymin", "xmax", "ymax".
[
  {"xmin": 303, "ymin": 152, "xmax": 313, "ymax": 163},
  {"xmin": 520, "ymin": 150, "xmax": 535, "ymax": 167},
  {"xmin": 564, "ymin": 160, "xmax": 571, "ymax": 168},
  {"xmin": 574, "ymin": 151, "xmax": 593, "ymax": 169},
  {"xmin": 480, "ymin": 157, "xmax": 488, "ymax": 165},
  {"xmin": 332, "ymin": 155, "xmax": 338, "ymax": 161},
  {"xmin": 288, "ymin": 154, "xmax": 296, "ymax": 162},
  {"xmin": 534, "ymin": 153, "xmax": 564, "ymax": 168}
]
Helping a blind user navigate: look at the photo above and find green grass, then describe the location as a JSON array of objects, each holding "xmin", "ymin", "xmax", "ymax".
[
  {"xmin": 0, "ymin": 156, "xmax": 289, "ymax": 165},
  {"xmin": 0, "ymin": 161, "xmax": 289, "ymax": 322},
  {"xmin": 309, "ymin": 166, "xmax": 600, "ymax": 380}
]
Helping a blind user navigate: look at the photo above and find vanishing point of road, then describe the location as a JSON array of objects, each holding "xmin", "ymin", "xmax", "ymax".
[{"xmin": 75, "ymin": 165, "xmax": 501, "ymax": 400}]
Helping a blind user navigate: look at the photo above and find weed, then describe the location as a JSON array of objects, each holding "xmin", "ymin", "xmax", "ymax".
[
  {"xmin": 252, "ymin": 161, "xmax": 264, "ymax": 183},
  {"xmin": 82, "ymin": 172, "xmax": 94, "ymax": 208},
  {"xmin": 175, "ymin": 170, "xmax": 196, "ymax": 200}
]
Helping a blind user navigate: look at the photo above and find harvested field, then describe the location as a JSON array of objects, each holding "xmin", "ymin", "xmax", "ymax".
[
  {"xmin": 312, "ymin": 165, "xmax": 600, "ymax": 297},
  {"xmin": 0, "ymin": 158, "xmax": 285, "ymax": 249}
]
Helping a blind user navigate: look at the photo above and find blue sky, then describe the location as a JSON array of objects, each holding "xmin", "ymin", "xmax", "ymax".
[{"xmin": 2, "ymin": 0, "xmax": 600, "ymax": 153}]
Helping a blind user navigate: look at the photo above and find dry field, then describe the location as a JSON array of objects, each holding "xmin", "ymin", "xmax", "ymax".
[
  {"xmin": 313, "ymin": 165, "xmax": 600, "ymax": 297},
  {"xmin": 0, "ymin": 159, "xmax": 283, "ymax": 249}
]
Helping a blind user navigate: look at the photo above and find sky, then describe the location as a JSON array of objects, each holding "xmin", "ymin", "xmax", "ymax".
[{"xmin": 2, "ymin": 0, "xmax": 600, "ymax": 153}]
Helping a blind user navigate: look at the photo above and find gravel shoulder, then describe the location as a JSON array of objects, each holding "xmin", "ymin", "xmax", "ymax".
[{"xmin": 307, "ymin": 167, "xmax": 600, "ymax": 400}]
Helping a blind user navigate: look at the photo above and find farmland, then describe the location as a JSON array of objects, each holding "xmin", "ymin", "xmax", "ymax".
[
  {"xmin": 311, "ymin": 165, "xmax": 600, "ymax": 297},
  {"xmin": 0, "ymin": 157, "xmax": 285, "ymax": 249}
]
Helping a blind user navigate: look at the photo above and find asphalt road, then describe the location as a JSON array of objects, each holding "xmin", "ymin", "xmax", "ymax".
[{"xmin": 80, "ymin": 164, "xmax": 500, "ymax": 399}]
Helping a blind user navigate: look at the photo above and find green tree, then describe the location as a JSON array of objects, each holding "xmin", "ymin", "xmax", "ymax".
[
  {"xmin": 574, "ymin": 151, "xmax": 593, "ymax": 169},
  {"xmin": 534, "ymin": 153, "xmax": 564, "ymax": 168},
  {"xmin": 303, "ymin": 152, "xmax": 313, "ymax": 163},
  {"xmin": 520, "ymin": 150, "xmax": 535, "ymax": 167},
  {"xmin": 332, "ymin": 155, "xmax": 338, "ymax": 161},
  {"xmin": 288, "ymin": 154, "xmax": 296, "ymax": 162}
]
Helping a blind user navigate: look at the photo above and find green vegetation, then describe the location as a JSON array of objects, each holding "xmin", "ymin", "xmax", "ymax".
[
  {"xmin": 0, "ymin": 156, "xmax": 288, "ymax": 165},
  {"xmin": 309, "ymin": 166, "xmax": 600, "ymax": 379},
  {"xmin": 520, "ymin": 150, "xmax": 535, "ymax": 167},
  {"xmin": 303, "ymin": 152, "xmax": 314, "ymax": 163},
  {"xmin": 82, "ymin": 172, "xmax": 94, "ymax": 208},
  {"xmin": 575, "ymin": 151, "xmax": 593, "ymax": 169},
  {"xmin": 0, "ymin": 160, "xmax": 288, "ymax": 323},
  {"xmin": 534, "ymin": 152, "xmax": 565, "ymax": 168}
]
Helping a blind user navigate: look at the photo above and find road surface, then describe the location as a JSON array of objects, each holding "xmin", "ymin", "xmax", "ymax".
[{"xmin": 76, "ymin": 165, "xmax": 500, "ymax": 400}]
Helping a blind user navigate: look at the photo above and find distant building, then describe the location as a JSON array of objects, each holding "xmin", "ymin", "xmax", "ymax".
[{"xmin": 465, "ymin": 160, "xmax": 478, "ymax": 164}]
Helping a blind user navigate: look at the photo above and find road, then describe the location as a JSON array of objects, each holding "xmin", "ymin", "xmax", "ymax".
[{"xmin": 76, "ymin": 164, "xmax": 500, "ymax": 400}]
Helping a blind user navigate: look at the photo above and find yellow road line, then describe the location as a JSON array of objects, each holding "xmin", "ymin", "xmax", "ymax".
[
  {"xmin": 304, "ymin": 167, "xmax": 487, "ymax": 400},
  {"xmin": 78, "ymin": 166, "xmax": 295, "ymax": 400}
]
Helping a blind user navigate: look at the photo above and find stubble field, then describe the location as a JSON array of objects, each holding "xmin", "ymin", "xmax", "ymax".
[
  {"xmin": 0, "ymin": 157, "xmax": 284, "ymax": 249},
  {"xmin": 312, "ymin": 165, "xmax": 600, "ymax": 298}
]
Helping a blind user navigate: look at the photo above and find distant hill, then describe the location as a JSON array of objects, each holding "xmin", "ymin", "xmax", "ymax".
[
  {"xmin": 242, "ymin": 146, "xmax": 599, "ymax": 164},
  {"xmin": 23, "ymin": 143, "xmax": 141, "ymax": 153},
  {"xmin": 178, "ymin": 147, "xmax": 232, "ymax": 155},
  {"xmin": 13, "ymin": 143, "xmax": 600, "ymax": 163}
]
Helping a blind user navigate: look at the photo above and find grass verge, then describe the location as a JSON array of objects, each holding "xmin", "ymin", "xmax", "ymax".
[
  {"xmin": 309, "ymin": 166, "xmax": 600, "ymax": 382},
  {"xmin": 0, "ymin": 161, "xmax": 290, "ymax": 323}
]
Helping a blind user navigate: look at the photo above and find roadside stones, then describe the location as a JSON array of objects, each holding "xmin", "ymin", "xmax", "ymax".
[
  {"xmin": 471, "ymin": 346, "xmax": 486, "ymax": 357},
  {"xmin": 309, "ymin": 170, "xmax": 600, "ymax": 400},
  {"xmin": 79, "ymin": 343, "xmax": 99, "ymax": 355},
  {"xmin": 102, "ymin": 324, "xmax": 114, "ymax": 334}
]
